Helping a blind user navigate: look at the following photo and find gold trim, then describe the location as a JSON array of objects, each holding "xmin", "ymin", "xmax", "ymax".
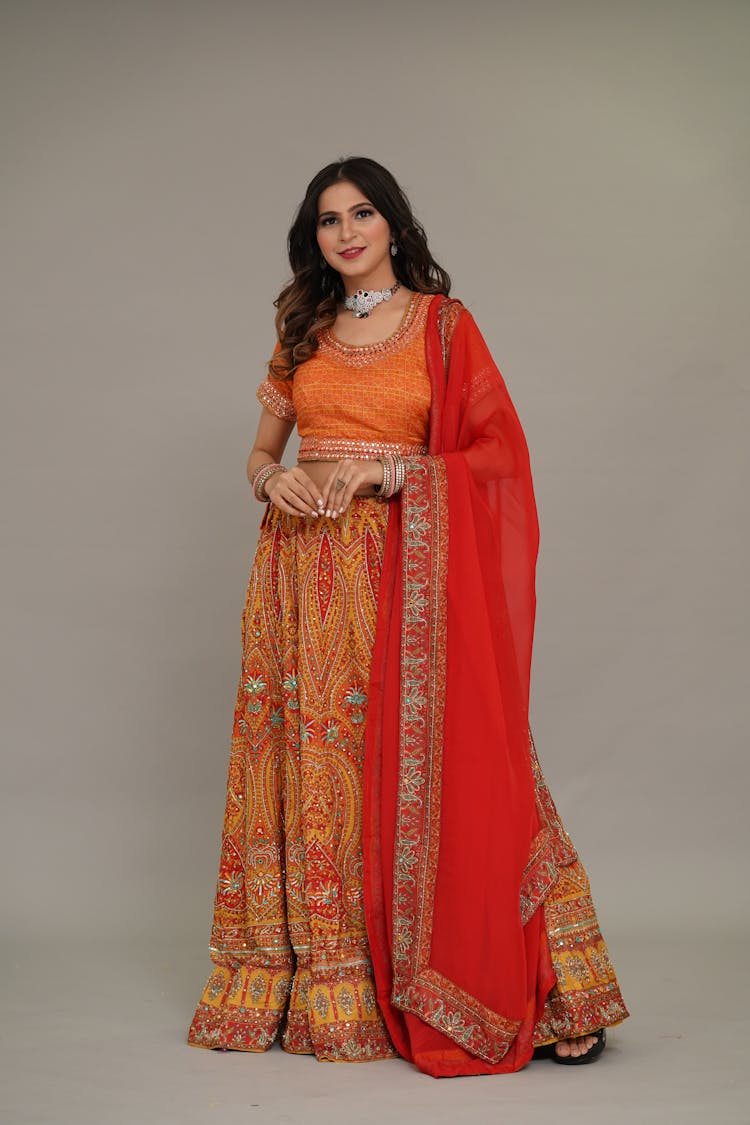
[
  {"xmin": 298, "ymin": 436, "xmax": 427, "ymax": 461},
  {"xmin": 256, "ymin": 378, "xmax": 296, "ymax": 421}
]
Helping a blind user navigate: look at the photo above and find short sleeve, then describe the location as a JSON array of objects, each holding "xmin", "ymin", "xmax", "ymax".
[{"xmin": 256, "ymin": 340, "xmax": 296, "ymax": 421}]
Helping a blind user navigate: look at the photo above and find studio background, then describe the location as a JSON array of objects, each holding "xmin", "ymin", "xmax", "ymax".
[{"xmin": 2, "ymin": 2, "xmax": 748, "ymax": 1123}]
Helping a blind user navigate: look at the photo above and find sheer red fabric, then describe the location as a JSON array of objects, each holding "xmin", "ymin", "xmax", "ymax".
[{"xmin": 362, "ymin": 295, "xmax": 556, "ymax": 1077}]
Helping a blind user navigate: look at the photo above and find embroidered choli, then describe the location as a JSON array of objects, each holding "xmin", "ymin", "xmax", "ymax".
[{"xmin": 256, "ymin": 291, "xmax": 434, "ymax": 460}]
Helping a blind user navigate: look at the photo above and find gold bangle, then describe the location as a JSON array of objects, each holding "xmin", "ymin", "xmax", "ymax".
[{"xmin": 252, "ymin": 462, "xmax": 285, "ymax": 502}]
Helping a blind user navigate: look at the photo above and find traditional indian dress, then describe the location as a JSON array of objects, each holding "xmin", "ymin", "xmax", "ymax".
[{"xmin": 187, "ymin": 290, "xmax": 629, "ymax": 1076}]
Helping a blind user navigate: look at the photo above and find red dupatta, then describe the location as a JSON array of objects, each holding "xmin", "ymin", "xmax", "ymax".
[{"xmin": 362, "ymin": 295, "xmax": 558, "ymax": 1077}]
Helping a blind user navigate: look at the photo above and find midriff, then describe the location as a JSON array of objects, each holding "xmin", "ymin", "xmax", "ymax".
[{"xmin": 295, "ymin": 458, "xmax": 382, "ymax": 497}]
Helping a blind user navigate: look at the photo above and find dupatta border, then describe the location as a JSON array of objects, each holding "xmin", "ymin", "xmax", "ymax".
[
  {"xmin": 391, "ymin": 454, "xmax": 448, "ymax": 984},
  {"xmin": 390, "ymin": 455, "xmax": 523, "ymax": 1065},
  {"xmin": 387, "ymin": 304, "xmax": 523, "ymax": 1065},
  {"xmin": 396, "ymin": 970, "xmax": 521, "ymax": 1063},
  {"xmin": 519, "ymin": 729, "xmax": 579, "ymax": 924}
]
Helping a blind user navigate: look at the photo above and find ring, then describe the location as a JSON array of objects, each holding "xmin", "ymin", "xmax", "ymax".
[{"xmin": 335, "ymin": 478, "xmax": 346, "ymax": 491}]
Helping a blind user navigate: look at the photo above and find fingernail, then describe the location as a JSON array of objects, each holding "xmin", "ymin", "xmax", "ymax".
[
  {"xmin": 311, "ymin": 511, "xmax": 317, "ymax": 518},
  {"xmin": 325, "ymin": 509, "xmax": 331, "ymax": 517},
  {"xmin": 317, "ymin": 499, "xmax": 324, "ymax": 508}
]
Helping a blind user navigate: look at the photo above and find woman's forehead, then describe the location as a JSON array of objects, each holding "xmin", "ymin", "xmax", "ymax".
[{"xmin": 317, "ymin": 181, "xmax": 372, "ymax": 214}]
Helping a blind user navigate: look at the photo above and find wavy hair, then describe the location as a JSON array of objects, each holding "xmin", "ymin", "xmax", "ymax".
[{"xmin": 268, "ymin": 156, "xmax": 451, "ymax": 381}]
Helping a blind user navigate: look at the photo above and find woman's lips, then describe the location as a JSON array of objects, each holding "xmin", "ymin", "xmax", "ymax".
[{"xmin": 339, "ymin": 247, "xmax": 365, "ymax": 259}]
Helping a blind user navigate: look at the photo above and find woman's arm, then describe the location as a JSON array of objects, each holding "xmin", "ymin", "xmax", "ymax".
[
  {"xmin": 247, "ymin": 407, "xmax": 325, "ymax": 517},
  {"xmin": 246, "ymin": 407, "xmax": 294, "ymax": 486}
]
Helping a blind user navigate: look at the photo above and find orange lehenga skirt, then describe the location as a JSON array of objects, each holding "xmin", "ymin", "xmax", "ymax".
[{"xmin": 187, "ymin": 498, "xmax": 627, "ymax": 1062}]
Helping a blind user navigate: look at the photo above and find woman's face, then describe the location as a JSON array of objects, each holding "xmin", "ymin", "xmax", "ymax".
[{"xmin": 316, "ymin": 180, "xmax": 393, "ymax": 287}]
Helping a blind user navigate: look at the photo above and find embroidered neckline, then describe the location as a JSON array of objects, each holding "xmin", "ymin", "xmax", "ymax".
[{"xmin": 320, "ymin": 291, "xmax": 429, "ymax": 357}]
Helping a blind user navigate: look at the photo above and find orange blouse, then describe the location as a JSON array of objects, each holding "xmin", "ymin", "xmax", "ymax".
[{"xmin": 256, "ymin": 291, "xmax": 435, "ymax": 460}]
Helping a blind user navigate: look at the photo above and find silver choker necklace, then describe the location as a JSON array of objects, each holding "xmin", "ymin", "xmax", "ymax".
[{"xmin": 343, "ymin": 281, "xmax": 401, "ymax": 319}]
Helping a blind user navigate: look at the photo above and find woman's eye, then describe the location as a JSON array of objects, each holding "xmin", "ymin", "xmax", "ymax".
[{"xmin": 319, "ymin": 210, "xmax": 373, "ymax": 226}]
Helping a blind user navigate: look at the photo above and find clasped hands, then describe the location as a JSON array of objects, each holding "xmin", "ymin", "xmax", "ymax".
[{"xmin": 264, "ymin": 459, "xmax": 383, "ymax": 519}]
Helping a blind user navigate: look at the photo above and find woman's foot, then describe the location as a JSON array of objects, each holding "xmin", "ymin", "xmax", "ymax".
[
  {"xmin": 533, "ymin": 1027, "xmax": 606, "ymax": 1065},
  {"xmin": 553, "ymin": 1032, "xmax": 600, "ymax": 1059}
]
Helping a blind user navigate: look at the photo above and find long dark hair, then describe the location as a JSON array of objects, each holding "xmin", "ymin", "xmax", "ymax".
[{"xmin": 269, "ymin": 156, "xmax": 451, "ymax": 380}]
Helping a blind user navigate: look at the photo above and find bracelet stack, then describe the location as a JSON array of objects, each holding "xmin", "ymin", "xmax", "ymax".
[
  {"xmin": 252, "ymin": 462, "xmax": 285, "ymax": 502},
  {"xmin": 374, "ymin": 453, "xmax": 406, "ymax": 498}
]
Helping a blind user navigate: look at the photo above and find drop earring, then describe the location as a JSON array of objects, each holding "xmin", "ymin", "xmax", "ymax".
[{"xmin": 390, "ymin": 240, "xmax": 398, "ymax": 256}]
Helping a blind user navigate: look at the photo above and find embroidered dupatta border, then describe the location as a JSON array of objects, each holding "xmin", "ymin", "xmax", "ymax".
[
  {"xmin": 519, "ymin": 728, "xmax": 579, "ymax": 924},
  {"xmin": 389, "ymin": 456, "xmax": 448, "ymax": 993},
  {"xmin": 387, "ymin": 450, "xmax": 522, "ymax": 1065}
]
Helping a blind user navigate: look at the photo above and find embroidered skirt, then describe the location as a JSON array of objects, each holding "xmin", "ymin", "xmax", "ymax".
[
  {"xmin": 187, "ymin": 498, "xmax": 628, "ymax": 1062},
  {"xmin": 188, "ymin": 497, "xmax": 399, "ymax": 1061}
]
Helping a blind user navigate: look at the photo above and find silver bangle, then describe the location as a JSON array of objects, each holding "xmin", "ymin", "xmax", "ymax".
[
  {"xmin": 392, "ymin": 453, "xmax": 405, "ymax": 494},
  {"xmin": 375, "ymin": 456, "xmax": 391, "ymax": 498}
]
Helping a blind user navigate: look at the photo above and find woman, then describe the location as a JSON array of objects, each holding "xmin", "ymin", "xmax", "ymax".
[{"xmin": 187, "ymin": 156, "xmax": 629, "ymax": 1077}]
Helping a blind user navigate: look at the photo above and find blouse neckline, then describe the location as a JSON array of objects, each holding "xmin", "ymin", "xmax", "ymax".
[{"xmin": 320, "ymin": 290, "xmax": 427, "ymax": 357}]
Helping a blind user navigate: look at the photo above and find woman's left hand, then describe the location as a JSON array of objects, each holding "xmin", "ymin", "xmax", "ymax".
[{"xmin": 320, "ymin": 459, "xmax": 383, "ymax": 517}]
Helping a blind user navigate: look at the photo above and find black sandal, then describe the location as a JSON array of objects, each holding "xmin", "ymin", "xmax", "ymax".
[{"xmin": 533, "ymin": 1027, "xmax": 606, "ymax": 1065}]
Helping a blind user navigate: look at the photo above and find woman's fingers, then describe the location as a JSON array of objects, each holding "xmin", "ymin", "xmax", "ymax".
[
  {"xmin": 321, "ymin": 461, "xmax": 351, "ymax": 516},
  {"xmin": 288, "ymin": 467, "xmax": 325, "ymax": 513},
  {"xmin": 322, "ymin": 460, "xmax": 364, "ymax": 517},
  {"xmin": 337, "ymin": 472, "xmax": 360, "ymax": 516},
  {"xmin": 266, "ymin": 468, "xmax": 319, "ymax": 515},
  {"xmin": 272, "ymin": 495, "xmax": 304, "ymax": 516},
  {"xmin": 271, "ymin": 489, "xmax": 308, "ymax": 517},
  {"xmin": 267, "ymin": 462, "xmax": 373, "ymax": 520},
  {"xmin": 284, "ymin": 477, "xmax": 321, "ymax": 515},
  {"xmin": 318, "ymin": 468, "xmax": 336, "ymax": 515}
]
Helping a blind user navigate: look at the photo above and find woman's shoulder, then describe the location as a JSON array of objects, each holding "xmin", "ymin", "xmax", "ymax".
[
  {"xmin": 428, "ymin": 292, "xmax": 471, "ymax": 324},
  {"xmin": 431, "ymin": 293, "xmax": 467, "ymax": 361}
]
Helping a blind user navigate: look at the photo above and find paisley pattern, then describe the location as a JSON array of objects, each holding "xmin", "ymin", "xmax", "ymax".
[{"xmin": 187, "ymin": 498, "xmax": 398, "ymax": 1061}]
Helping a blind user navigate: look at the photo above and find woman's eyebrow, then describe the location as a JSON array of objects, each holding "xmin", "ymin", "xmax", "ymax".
[{"xmin": 317, "ymin": 201, "xmax": 372, "ymax": 218}]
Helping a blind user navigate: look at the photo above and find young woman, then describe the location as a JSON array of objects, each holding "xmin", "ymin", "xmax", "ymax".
[{"xmin": 187, "ymin": 156, "xmax": 629, "ymax": 1077}]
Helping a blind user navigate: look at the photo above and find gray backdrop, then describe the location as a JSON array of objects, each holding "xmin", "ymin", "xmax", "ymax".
[{"xmin": 2, "ymin": 2, "xmax": 748, "ymax": 1122}]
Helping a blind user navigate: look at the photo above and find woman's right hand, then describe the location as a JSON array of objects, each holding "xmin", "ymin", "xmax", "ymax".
[{"xmin": 264, "ymin": 466, "xmax": 325, "ymax": 518}]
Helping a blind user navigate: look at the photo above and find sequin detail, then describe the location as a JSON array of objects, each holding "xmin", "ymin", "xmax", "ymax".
[
  {"xmin": 437, "ymin": 298, "xmax": 463, "ymax": 370},
  {"xmin": 256, "ymin": 376, "xmax": 296, "ymax": 421},
  {"xmin": 318, "ymin": 290, "xmax": 427, "ymax": 363},
  {"xmin": 298, "ymin": 436, "xmax": 427, "ymax": 462}
]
